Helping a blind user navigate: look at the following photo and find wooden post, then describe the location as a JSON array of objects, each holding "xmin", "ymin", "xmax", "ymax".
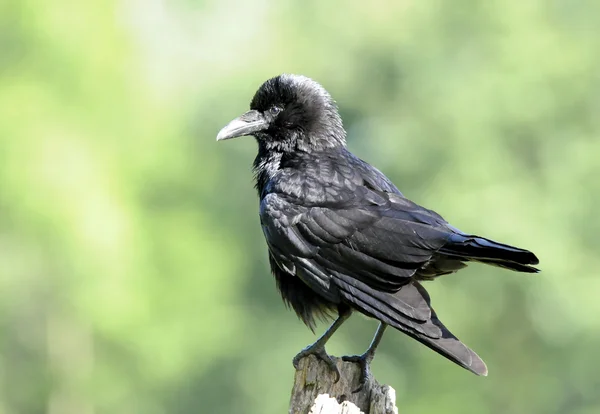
[{"xmin": 289, "ymin": 355, "xmax": 398, "ymax": 414}]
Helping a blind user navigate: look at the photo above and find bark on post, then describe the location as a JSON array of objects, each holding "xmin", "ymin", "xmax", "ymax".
[{"xmin": 290, "ymin": 355, "xmax": 398, "ymax": 414}]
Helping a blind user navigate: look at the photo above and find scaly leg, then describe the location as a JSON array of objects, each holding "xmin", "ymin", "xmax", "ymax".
[
  {"xmin": 342, "ymin": 322, "xmax": 388, "ymax": 392},
  {"xmin": 292, "ymin": 309, "xmax": 352, "ymax": 382}
]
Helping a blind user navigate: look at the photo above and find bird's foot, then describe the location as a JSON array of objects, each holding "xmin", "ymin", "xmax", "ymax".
[
  {"xmin": 342, "ymin": 352, "xmax": 374, "ymax": 393},
  {"xmin": 293, "ymin": 343, "xmax": 340, "ymax": 383}
]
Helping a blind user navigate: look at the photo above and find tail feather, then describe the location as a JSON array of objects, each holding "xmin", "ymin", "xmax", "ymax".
[
  {"xmin": 441, "ymin": 233, "xmax": 539, "ymax": 273},
  {"xmin": 400, "ymin": 282, "xmax": 488, "ymax": 376},
  {"xmin": 335, "ymin": 278, "xmax": 488, "ymax": 376},
  {"xmin": 409, "ymin": 306, "xmax": 488, "ymax": 376}
]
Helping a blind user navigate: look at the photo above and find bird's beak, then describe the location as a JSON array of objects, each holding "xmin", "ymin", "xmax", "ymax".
[{"xmin": 216, "ymin": 110, "xmax": 268, "ymax": 141}]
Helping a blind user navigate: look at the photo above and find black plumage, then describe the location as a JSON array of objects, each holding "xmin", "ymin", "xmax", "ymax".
[{"xmin": 217, "ymin": 74, "xmax": 539, "ymax": 383}]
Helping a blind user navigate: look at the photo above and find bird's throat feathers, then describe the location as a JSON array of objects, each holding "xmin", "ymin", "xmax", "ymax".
[{"xmin": 253, "ymin": 149, "xmax": 283, "ymax": 197}]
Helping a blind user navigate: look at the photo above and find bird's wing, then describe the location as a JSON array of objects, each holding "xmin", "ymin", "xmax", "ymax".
[
  {"xmin": 261, "ymin": 184, "xmax": 492, "ymax": 376},
  {"xmin": 260, "ymin": 186, "xmax": 453, "ymax": 323}
]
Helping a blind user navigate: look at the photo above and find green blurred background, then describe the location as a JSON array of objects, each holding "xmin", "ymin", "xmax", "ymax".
[{"xmin": 1, "ymin": 0, "xmax": 599, "ymax": 413}]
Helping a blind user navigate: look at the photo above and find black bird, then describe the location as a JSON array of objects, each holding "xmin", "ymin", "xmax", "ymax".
[{"xmin": 217, "ymin": 74, "xmax": 539, "ymax": 386}]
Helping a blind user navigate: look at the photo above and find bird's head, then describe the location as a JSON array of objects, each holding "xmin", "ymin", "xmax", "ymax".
[{"xmin": 216, "ymin": 74, "xmax": 346, "ymax": 152}]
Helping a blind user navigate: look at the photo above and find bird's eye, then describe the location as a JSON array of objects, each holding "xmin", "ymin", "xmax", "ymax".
[{"xmin": 269, "ymin": 106, "xmax": 282, "ymax": 116}]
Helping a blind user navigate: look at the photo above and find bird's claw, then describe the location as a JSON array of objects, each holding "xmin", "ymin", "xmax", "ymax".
[
  {"xmin": 342, "ymin": 353, "xmax": 373, "ymax": 393},
  {"xmin": 293, "ymin": 344, "xmax": 341, "ymax": 383}
]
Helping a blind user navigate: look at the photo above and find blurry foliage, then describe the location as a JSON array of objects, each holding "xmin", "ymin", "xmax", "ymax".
[{"xmin": 0, "ymin": 0, "xmax": 599, "ymax": 413}]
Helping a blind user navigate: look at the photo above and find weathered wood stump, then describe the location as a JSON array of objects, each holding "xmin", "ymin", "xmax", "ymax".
[{"xmin": 290, "ymin": 355, "xmax": 398, "ymax": 414}]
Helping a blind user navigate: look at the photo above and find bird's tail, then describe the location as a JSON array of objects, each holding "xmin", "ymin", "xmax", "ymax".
[
  {"xmin": 334, "ymin": 277, "xmax": 488, "ymax": 376},
  {"xmin": 439, "ymin": 233, "xmax": 539, "ymax": 273},
  {"xmin": 392, "ymin": 282, "xmax": 488, "ymax": 376},
  {"xmin": 408, "ymin": 306, "xmax": 488, "ymax": 376}
]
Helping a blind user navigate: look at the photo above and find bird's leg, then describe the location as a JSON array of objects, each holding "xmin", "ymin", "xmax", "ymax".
[
  {"xmin": 342, "ymin": 322, "xmax": 388, "ymax": 392},
  {"xmin": 292, "ymin": 309, "xmax": 352, "ymax": 382}
]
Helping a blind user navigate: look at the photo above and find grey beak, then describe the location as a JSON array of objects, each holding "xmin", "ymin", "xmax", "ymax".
[{"xmin": 216, "ymin": 110, "xmax": 268, "ymax": 141}]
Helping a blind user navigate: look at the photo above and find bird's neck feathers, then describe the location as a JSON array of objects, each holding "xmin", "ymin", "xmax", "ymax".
[
  {"xmin": 252, "ymin": 113, "xmax": 347, "ymax": 198},
  {"xmin": 253, "ymin": 147, "xmax": 283, "ymax": 198}
]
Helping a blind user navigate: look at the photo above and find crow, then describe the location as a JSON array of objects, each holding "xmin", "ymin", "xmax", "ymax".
[{"xmin": 216, "ymin": 74, "xmax": 539, "ymax": 387}]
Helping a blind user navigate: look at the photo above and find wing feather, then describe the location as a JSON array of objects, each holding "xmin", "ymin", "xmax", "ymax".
[{"xmin": 260, "ymin": 187, "xmax": 454, "ymax": 327}]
